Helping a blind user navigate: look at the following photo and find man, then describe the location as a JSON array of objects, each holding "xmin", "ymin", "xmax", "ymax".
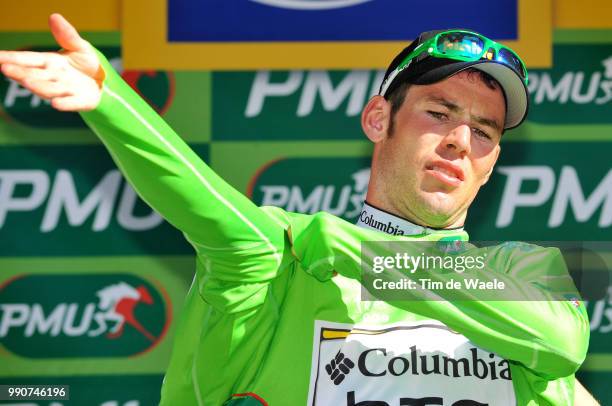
[{"xmin": 0, "ymin": 14, "xmax": 595, "ymax": 405}]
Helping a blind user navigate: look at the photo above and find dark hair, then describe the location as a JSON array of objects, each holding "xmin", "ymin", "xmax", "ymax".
[{"xmin": 386, "ymin": 68, "xmax": 504, "ymax": 136}]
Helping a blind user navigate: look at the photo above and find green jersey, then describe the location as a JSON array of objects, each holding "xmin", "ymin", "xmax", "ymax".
[{"xmin": 80, "ymin": 51, "xmax": 589, "ymax": 406}]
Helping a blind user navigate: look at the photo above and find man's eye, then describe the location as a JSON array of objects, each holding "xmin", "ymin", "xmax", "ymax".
[
  {"xmin": 428, "ymin": 111, "xmax": 447, "ymax": 120},
  {"xmin": 473, "ymin": 127, "xmax": 491, "ymax": 140}
]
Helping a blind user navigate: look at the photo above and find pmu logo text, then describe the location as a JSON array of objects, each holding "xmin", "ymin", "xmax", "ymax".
[
  {"xmin": 248, "ymin": 158, "xmax": 371, "ymax": 221},
  {"xmin": 0, "ymin": 274, "xmax": 171, "ymax": 358}
]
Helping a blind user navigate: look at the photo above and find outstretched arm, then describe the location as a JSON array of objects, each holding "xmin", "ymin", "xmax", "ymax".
[{"xmin": 0, "ymin": 14, "xmax": 287, "ymax": 281}]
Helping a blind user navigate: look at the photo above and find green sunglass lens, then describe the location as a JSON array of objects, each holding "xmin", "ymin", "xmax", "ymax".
[{"xmin": 436, "ymin": 33, "xmax": 484, "ymax": 59}]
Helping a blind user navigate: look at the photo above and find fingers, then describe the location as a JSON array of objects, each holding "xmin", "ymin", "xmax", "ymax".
[
  {"xmin": 16, "ymin": 78, "xmax": 71, "ymax": 100},
  {"xmin": 1, "ymin": 64, "xmax": 57, "ymax": 83},
  {"xmin": 49, "ymin": 13, "xmax": 88, "ymax": 53},
  {"xmin": 0, "ymin": 51, "xmax": 49, "ymax": 68},
  {"xmin": 51, "ymin": 96, "xmax": 96, "ymax": 112}
]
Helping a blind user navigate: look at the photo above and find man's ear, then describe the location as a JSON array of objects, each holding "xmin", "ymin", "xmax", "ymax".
[
  {"xmin": 482, "ymin": 145, "xmax": 501, "ymax": 185},
  {"xmin": 361, "ymin": 95, "xmax": 391, "ymax": 143}
]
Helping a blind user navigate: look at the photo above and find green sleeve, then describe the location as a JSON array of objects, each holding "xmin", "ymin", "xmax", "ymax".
[
  {"xmin": 79, "ymin": 50, "xmax": 288, "ymax": 295},
  {"xmin": 289, "ymin": 212, "xmax": 590, "ymax": 379}
]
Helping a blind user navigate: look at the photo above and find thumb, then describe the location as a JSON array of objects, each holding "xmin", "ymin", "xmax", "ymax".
[{"xmin": 49, "ymin": 13, "xmax": 88, "ymax": 52}]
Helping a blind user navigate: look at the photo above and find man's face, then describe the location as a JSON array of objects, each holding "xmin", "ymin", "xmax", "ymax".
[{"xmin": 366, "ymin": 71, "xmax": 505, "ymax": 228}]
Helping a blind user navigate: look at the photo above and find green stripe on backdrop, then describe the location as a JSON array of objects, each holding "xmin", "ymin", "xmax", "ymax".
[
  {"xmin": 505, "ymin": 123, "xmax": 612, "ymax": 142},
  {"xmin": 582, "ymin": 355, "xmax": 612, "ymax": 371},
  {"xmin": 554, "ymin": 29, "xmax": 612, "ymax": 44},
  {"xmin": 211, "ymin": 140, "xmax": 373, "ymax": 192},
  {"xmin": 0, "ymin": 32, "xmax": 120, "ymax": 49}
]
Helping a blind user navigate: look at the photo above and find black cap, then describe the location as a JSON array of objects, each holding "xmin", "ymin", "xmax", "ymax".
[{"xmin": 378, "ymin": 30, "xmax": 529, "ymax": 130}]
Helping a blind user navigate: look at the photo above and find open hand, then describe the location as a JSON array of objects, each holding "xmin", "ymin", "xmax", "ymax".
[{"xmin": 0, "ymin": 13, "xmax": 104, "ymax": 111}]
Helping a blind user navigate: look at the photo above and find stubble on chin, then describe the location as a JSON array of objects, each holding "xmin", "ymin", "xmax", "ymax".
[{"xmin": 412, "ymin": 191, "xmax": 457, "ymax": 226}]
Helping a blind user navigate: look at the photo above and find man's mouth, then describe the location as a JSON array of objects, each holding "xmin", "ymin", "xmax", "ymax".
[{"xmin": 425, "ymin": 161, "xmax": 465, "ymax": 187}]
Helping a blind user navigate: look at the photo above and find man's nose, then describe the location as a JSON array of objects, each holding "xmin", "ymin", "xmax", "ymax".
[{"xmin": 444, "ymin": 124, "xmax": 471, "ymax": 156}]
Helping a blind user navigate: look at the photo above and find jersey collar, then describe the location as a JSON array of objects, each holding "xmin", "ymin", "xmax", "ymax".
[{"xmin": 355, "ymin": 202, "xmax": 466, "ymax": 238}]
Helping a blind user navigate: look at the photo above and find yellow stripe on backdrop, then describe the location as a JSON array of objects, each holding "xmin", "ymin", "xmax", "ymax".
[
  {"xmin": 0, "ymin": 0, "xmax": 554, "ymax": 69},
  {"xmin": 555, "ymin": 0, "xmax": 612, "ymax": 28},
  {"xmin": 122, "ymin": 0, "xmax": 552, "ymax": 70},
  {"xmin": 0, "ymin": 0, "xmax": 119, "ymax": 31},
  {"xmin": 0, "ymin": 0, "xmax": 610, "ymax": 69}
]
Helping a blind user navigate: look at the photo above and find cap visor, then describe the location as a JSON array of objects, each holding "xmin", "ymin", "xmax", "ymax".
[{"xmin": 399, "ymin": 59, "xmax": 528, "ymax": 129}]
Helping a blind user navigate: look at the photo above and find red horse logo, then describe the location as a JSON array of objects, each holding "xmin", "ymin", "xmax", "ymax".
[{"xmin": 91, "ymin": 282, "xmax": 156, "ymax": 342}]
